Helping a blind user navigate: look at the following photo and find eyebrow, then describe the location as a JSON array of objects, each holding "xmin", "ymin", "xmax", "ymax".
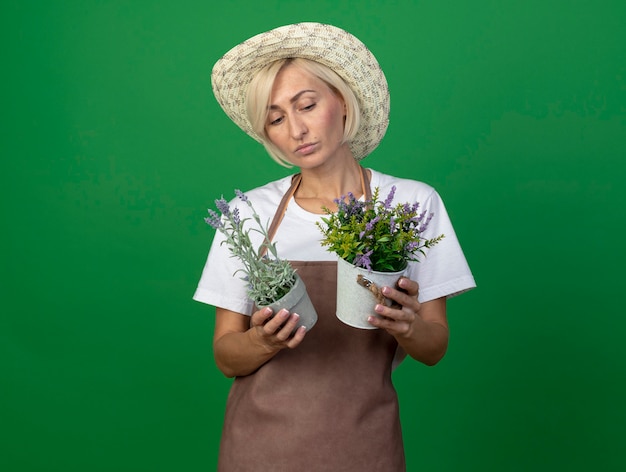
[{"xmin": 269, "ymin": 89, "xmax": 316, "ymax": 109}]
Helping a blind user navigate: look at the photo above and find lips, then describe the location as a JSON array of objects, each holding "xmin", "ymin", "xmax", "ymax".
[{"xmin": 295, "ymin": 142, "xmax": 318, "ymax": 155}]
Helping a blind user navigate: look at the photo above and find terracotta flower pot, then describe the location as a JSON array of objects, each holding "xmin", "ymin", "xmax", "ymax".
[
  {"xmin": 336, "ymin": 257, "xmax": 406, "ymax": 329},
  {"xmin": 261, "ymin": 274, "xmax": 318, "ymax": 331}
]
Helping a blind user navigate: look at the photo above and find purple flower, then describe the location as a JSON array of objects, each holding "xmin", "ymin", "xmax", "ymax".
[
  {"xmin": 204, "ymin": 209, "xmax": 223, "ymax": 229},
  {"xmin": 412, "ymin": 210, "xmax": 427, "ymax": 225},
  {"xmin": 419, "ymin": 213, "xmax": 434, "ymax": 233},
  {"xmin": 405, "ymin": 241, "xmax": 420, "ymax": 252},
  {"xmin": 389, "ymin": 216, "xmax": 397, "ymax": 233},
  {"xmin": 334, "ymin": 194, "xmax": 349, "ymax": 214},
  {"xmin": 234, "ymin": 189, "xmax": 248, "ymax": 202},
  {"xmin": 232, "ymin": 207, "xmax": 241, "ymax": 227},
  {"xmin": 353, "ymin": 249, "xmax": 373, "ymax": 271},
  {"xmin": 365, "ymin": 215, "xmax": 380, "ymax": 232},
  {"xmin": 335, "ymin": 192, "xmax": 367, "ymax": 222},
  {"xmin": 215, "ymin": 197, "xmax": 231, "ymax": 217},
  {"xmin": 383, "ymin": 186, "xmax": 396, "ymax": 209},
  {"xmin": 348, "ymin": 201, "xmax": 366, "ymax": 218}
]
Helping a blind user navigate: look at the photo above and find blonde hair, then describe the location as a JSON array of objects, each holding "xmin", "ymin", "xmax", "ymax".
[{"xmin": 246, "ymin": 57, "xmax": 361, "ymax": 167}]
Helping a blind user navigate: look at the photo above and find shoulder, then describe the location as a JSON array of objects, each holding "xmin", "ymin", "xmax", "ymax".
[
  {"xmin": 367, "ymin": 168, "xmax": 438, "ymax": 203},
  {"xmin": 241, "ymin": 174, "xmax": 294, "ymax": 201},
  {"xmin": 229, "ymin": 175, "xmax": 295, "ymax": 216}
]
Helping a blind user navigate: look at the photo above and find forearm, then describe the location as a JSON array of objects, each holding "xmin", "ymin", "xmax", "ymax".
[
  {"xmin": 213, "ymin": 307, "xmax": 306, "ymax": 378},
  {"xmin": 370, "ymin": 286, "xmax": 449, "ymax": 366},
  {"xmin": 395, "ymin": 317, "xmax": 449, "ymax": 366},
  {"xmin": 213, "ymin": 328, "xmax": 279, "ymax": 378}
]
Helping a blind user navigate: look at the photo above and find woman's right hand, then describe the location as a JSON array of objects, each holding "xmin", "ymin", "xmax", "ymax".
[
  {"xmin": 250, "ymin": 307, "xmax": 308, "ymax": 350},
  {"xmin": 213, "ymin": 306, "xmax": 307, "ymax": 377}
]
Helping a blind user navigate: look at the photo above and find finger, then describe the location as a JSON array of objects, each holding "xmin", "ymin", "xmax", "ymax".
[
  {"xmin": 264, "ymin": 308, "xmax": 291, "ymax": 334},
  {"xmin": 275, "ymin": 313, "xmax": 302, "ymax": 341},
  {"xmin": 382, "ymin": 285, "xmax": 420, "ymax": 312},
  {"xmin": 285, "ymin": 325, "xmax": 307, "ymax": 348},
  {"xmin": 368, "ymin": 314, "xmax": 411, "ymax": 335},
  {"xmin": 396, "ymin": 277, "xmax": 419, "ymax": 297},
  {"xmin": 251, "ymin": 307, "xmax": 274, "ymax": 327},
  {"xmin": 374, "ymin": 303, "xmax": 415, "ymax": 323}
]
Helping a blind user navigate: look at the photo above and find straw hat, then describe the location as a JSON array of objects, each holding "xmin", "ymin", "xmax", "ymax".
[{"xmin": 211, "ymin": 22, "xmax": 390, "ymax": 160}]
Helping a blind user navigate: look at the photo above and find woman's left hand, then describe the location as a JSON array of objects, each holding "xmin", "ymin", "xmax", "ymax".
[
  {"xmin": 368, "ymin": 276, "xmax": 449, "ymax": 366},
  {"xmin": 367, "ymin": 276, "xmax": 420, "ymax": 336}
]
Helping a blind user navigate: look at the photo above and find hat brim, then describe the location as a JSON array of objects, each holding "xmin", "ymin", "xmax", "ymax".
[{"xmin": 211, "ymin": 22, "xmax": 390, "ymax": 161}]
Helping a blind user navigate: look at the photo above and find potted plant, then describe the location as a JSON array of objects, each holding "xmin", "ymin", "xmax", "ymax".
[
  {"xmin": 205, "ymin": 190, "xmax": 317, "ymax": 330},
  {"xmin": 317, "ymin": 186, "xmax": 444, "ymax": 329}
]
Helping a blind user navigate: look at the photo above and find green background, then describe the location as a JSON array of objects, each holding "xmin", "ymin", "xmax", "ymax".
[{"xmin": 2, "ymin": 1, "xmax": 625, "ymax": 470}]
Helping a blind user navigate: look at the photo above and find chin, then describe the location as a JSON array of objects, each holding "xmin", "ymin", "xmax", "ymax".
[{"xmin": 288, "ymin": 156, "xmax": 325, "ymax": 169}]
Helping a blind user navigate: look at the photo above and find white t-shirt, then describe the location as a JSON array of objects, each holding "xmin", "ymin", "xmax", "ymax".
[{"xmin": 193, "ymin": 169, "xmax": 476, "ymax": 315}]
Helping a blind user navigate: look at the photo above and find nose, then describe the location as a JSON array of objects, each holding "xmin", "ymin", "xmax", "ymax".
[{"xmin": 289, "ymin": 115, "xmax": 308, "ymax": 139}]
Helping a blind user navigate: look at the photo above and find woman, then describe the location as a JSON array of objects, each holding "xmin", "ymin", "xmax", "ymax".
[{"xmin": 194, "ymin": 23, "xmax": 475, "ymax": 471}]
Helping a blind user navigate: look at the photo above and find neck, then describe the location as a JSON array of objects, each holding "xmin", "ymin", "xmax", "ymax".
[
  {"xmin": 301, "ymin": 159, "xmax": 362, "ymax": 195},
  {"xmin": 294, "ymin": 156, "xmax": 366, "ymax": 213}
]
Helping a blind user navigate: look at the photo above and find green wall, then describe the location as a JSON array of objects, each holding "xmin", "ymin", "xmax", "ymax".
[{"xmin": 2, "ymin": 1, "xmax": 625, "ymax": 470}]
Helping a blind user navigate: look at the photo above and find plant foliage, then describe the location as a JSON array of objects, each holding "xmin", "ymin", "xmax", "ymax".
[
  {"xmin": 205, "ymin": 190, "xmax": 296, "ymax": 307},
  {"xmin": 317, "ymin": 186, "xmax": 445, "ymax": 272}
]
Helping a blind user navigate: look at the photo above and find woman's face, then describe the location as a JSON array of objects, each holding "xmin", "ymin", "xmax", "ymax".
[{"xmin": 265, "ymin": 64, "xmax": 351, "ymax": 168}]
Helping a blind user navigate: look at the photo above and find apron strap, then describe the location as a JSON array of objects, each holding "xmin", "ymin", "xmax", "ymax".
[
  {"xmin": 260, "ymin": 167, "xmax": 371, "ymax": 257},
  {"xmin": 359, "ymin": 165, "xmax": 372, "ymax": 201},
  {"xmin": 261, "ymin": 173, "xmax": 302, "ymax": 258}
]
